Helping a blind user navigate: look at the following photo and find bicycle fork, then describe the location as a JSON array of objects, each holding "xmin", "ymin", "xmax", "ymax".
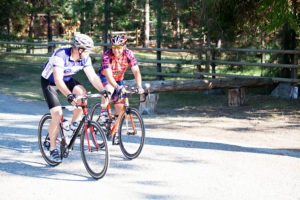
[
  {"xmin": 121, "ymin": 107, "xmax": 137, "ymax": 136},
  {"xmin": 84, "ymin": 122, "xmax": 100, "ymax": 152}
]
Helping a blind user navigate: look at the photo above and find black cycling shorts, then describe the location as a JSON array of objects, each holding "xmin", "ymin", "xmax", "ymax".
[{"xmin": 41, "ymin": 77, "xmax": 81, "ymax": 109}]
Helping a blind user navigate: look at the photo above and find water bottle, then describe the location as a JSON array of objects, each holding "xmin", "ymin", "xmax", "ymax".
[
  {"xmin": 100, "ymin": 110, "xmax": 109, "ymax": 123},
  {"xmin": 70, "ymin": 122, "xmax": 79, "ymax": 132},
  {"xmin": 62, "ymin": 119, "xmax": 72, "ymax": 137}
]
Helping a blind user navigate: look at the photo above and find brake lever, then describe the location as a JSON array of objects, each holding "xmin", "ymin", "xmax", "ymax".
[{"xmin": 140, "ymin": 89, "xmax": 149, "ymax": 103}]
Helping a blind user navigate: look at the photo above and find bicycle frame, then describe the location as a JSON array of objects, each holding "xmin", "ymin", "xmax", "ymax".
[
  {"xmin": 106, "ymin": 94, "xmax": 137, "ymax": 137},
  {"xmin": 60, "ymin": 97, "xmax": 100, "ymax": 155}
]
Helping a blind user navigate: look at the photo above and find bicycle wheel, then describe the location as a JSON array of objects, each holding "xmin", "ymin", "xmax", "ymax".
[
  {"xmin": 38, "ymin": 114, "xmax": 62, "ymax": 166},
  {"xmin": 80, "ymin": 121, "xmax": 109, "ymax": 179},
  {"xmin": 119, "ymin": 107, "xmax": 145, "ymax": 159},
  {"xmin": 90, "ymin": 103, "xmax": 102, "ymax": 123}
]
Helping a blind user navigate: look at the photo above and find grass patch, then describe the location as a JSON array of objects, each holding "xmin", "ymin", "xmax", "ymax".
[{"xmin": 1, "ymin": 50, "xmax": 300, "ymax": 119}]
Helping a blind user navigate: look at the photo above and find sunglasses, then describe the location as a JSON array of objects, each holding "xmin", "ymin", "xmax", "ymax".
[{"xmin": 112, "ymin": 45, "xmax": 124, "ymax": 49}]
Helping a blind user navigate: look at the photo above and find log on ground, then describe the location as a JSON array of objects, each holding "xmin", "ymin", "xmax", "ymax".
[{"xmin": 124, "ymin": 77, "xmax": 274, "ymax": 93}]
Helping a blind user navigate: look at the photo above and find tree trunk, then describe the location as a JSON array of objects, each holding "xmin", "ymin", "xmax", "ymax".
[
  {"xmin": 103, "ymin": 0, "xmax": 110, "ymax": 53},
  {"xmin": 47, "ymin": 11, "xmax": 53, "ymax": 54},
  {"xmin": 27, "ymin": 12, "xmax": 35, "ymax": 53},
  {"xmin": 175, "ymin": 0, "xmax": 182, "ymax": 73},
  {"xmin": 80, "ymin": 11, "xmax": 85, "ymax": 33},
  {"xmin": 203, "ymin": 0, "xmax": 211, "ymax": 73},
  {"xmin": 175, "ymin": 0, "xmax": 181, "ymax": 49},
  {"xmin": 144, "ymin": 0, "xmax": 150, "ymax": 48},
  {"xmin": 6, "ymin": 15, "xmax": 13, "ymax": 52},
  {"xmin": 291, "ymin": 0, "xmax": 298, "ymax": 79},
  {"xmin": 261, "ymin": 31, "xmax": 265, "ymax": 63},
  {"xmin": 156, "ymin": 0, "xmax": 162, "ymax": 80},
  {"xmin": 280, "ymin": 23, "xmax": 296, "ymax": 78},
  {"xmin": 7, "ymin": 16, "xmax": 12, "ymax": 35}
]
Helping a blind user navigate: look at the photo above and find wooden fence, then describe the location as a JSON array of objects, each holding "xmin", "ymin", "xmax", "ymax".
[{"xmin": 0, "ymin": 40, "xmax": 300, "ymax": 83}]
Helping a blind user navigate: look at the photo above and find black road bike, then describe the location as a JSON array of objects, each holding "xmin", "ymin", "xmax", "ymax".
[{"xmin": 38, "ymin": 93, "xmax": 109, "ymax": 179}]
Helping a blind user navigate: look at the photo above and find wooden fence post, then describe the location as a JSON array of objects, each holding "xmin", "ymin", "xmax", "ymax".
[
  {"xmin": 196, "ymin": 48, "xmax": 203, "ymax": 79},
  {"xmin": 228, "ymin": 88, "xmax": 245, "ymax": 107},
  {"xmin": 136, "ymin": 28, "xmax": 139, "ymax": 46},
  {"xmin": 292, "ymin": 53, "xmax": 298, "ymax": 79},
  {"xmin": 139, "ymin": 93, "xmax": 159, "ymax": 114},
  {"xmin": 205, "ymin": 47, "xmax": 211, "ymax": 73},
  {"xmin": 211, "ymin": 49, "xmax": 216, "ymax": 79},
  {"xmin": 48, "ymin": 41, "xmax": 55, "ymax": 54}
]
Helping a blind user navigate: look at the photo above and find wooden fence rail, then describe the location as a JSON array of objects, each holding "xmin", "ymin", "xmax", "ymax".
[
  {"xmin": 1, "ymin": 40, "xmax": 300, "ymax": 110},
  {"xmin": 0, "ymin": 40, "xmax": 300, "ymax": 83}
]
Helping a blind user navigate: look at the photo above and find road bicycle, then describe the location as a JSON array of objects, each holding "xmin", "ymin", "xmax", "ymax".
[
  {"xmin": 90, "ymin": 88, "xmax": 147, "ymax": 159},
  {"xmin": 38, "ymin": 93, "xmax": 109, "ymax": 179}
]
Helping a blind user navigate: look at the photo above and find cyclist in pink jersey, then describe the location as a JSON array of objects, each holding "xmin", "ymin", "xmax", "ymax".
[{"xmin": 97, "ymin": 35, "xmax": 144, "ymax": 143}]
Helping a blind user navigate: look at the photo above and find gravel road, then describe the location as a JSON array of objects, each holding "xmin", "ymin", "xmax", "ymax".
[{"xmin": 0, "ymin": 93, "xmax": 299, "ymax": 200}]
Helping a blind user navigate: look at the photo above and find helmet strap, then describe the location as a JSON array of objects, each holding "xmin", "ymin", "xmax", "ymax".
[{"xmin": 78, "ymin": 48, "xmax": 85, "ymax": 60}]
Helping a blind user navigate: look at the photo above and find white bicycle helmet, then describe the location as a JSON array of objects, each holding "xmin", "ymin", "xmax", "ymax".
[{"xmin": 72, "ymin": 33, "xmax": 94, "ymax": 50}]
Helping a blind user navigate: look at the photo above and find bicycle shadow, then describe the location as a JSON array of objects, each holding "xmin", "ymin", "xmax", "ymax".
[
  {"xmin": 0, "ymin": 128, "xmax": 98, "ymax": 181},
  {"xmin": 0, "ymin": 158, "xmax": 96, "ymax": 181},
  {"xmin": 145, "ymin": 137, "xmax": 300, "ymax": 158}
]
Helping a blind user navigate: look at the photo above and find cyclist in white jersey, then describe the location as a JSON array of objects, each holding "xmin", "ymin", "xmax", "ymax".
[{"xmin": 41, "ymin": 33, "xmax": 108, "ymax": 162}]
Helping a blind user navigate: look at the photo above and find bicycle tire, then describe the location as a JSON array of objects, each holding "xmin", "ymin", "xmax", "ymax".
[
  {"xmin": 119, "ymin": 107, "xmax": 145, "ymax": 159},
  {"xmin": 38, "ymin": 114, "xmax": 62, "ymax": 166},
  {"xmin": 80, "ymin": 120, "xmax": 109, "ymax": 179},
  {"xmin": 90, "ymin": 102, "xmax": 102, "ymax": 123}
]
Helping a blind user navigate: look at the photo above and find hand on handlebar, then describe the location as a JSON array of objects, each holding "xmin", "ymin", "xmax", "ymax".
[
  {"xmin": 136, "ymin": 87, "xmax": 144, "ymax": 95},
  {"xmin": 67, "ymin": 94, "xmax": 77, "ymax": 105},
  {"xmin": 101, "ymin": 90, "xmax": 111, "ymax": 98}
]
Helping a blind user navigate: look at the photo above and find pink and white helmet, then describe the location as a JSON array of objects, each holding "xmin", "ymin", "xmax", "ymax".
[{"xmin": 111, "ymin": 35, "xmax": 127, "ymax": 46}]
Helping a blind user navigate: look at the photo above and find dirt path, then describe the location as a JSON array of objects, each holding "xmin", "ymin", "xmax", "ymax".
[{"xmin": 143, "ymin": 113, "xmax": 300, "ymax": 151}]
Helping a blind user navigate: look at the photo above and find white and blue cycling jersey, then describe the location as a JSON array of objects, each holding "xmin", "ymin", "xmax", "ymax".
[{"xmin": 41, "ymin": 47, "xmax": 92, "ymax": 83}]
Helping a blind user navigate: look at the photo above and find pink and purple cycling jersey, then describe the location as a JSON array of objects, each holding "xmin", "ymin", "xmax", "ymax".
[
  {"xmin": 98, "ymin": 48, "xmax": 138, "ymax": 81},
  {"xmin": 41, "ymin": 47, "xmax": 92, "ymax": 83}
]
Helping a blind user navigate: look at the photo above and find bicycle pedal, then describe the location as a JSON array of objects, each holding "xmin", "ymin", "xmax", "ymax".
[
  {"xmin": 43, "ymin": 141, "xmax": 50, "ymax": 150},
  {"xmin": 127, "ymin": 131, "xmax": 136, "ymax": 135},
  {"xmin": 112, "ymin": 140, "xmax": 120, "ymax": 145},
  {"xmin": 112, "ymin": 135, "xmax": 120, "ymax": 145},
  {"xmin": 106, "ymin": 133, "xmax": 112, "ymax": 140},
  {"xmin": 90, "ymin": 147, "xmax": 100, "ymax": 152},
  {"xmin": 62, "ymin": 150, "xmax": 69, "ymax": 158}
]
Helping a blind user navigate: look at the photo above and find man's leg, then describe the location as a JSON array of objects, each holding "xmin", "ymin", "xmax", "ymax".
[
  {"xmin": 99, "ymin": 84, "xmax": 114, "ymax": 123},
  {"xmin": 49, "ymin": 106, "xmax": 63, "ymax": 150},
  {"xmin": 114, "ymin": 104, "xmax": 123, "ymax": 116}
]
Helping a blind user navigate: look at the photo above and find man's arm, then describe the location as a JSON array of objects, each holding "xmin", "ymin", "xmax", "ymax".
[
  {"xmin": 53, "ymin": 67, "xmax": 72, "ymax": 97},
  {"xmin": 83, "ymin": 66, "xmax": 104, "ymax": 92},
  {"xmin": 104, "ymin": 68, "xmax": 119, "ymax": 88},
  {"xmin": 131, "ymin": 65, "xmax": 142, "ymax": 88}
]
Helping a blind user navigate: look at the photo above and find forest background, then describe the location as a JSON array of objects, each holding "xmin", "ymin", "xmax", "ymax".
[
  {"xmin": 0, "ymin": 0, "xmax": 299, "ymax": 110},
  {"xmin": 1, "ymin": 0, "xmax": 299, "ymax": 65}
]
